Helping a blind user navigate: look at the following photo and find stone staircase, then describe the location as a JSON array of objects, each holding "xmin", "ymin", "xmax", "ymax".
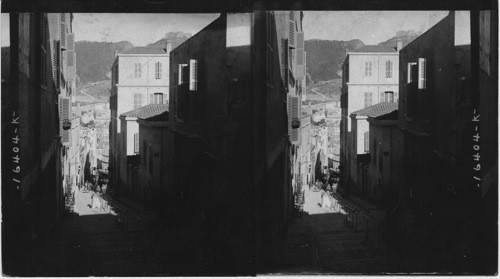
[{"xmin": 274, "ymin": 189, "xmax": 388, "ymax": 274}]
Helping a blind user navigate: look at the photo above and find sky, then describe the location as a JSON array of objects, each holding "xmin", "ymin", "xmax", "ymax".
[
  {"xmin": 303, "ymin": 11, "xmax": 448, "ymax": 44},
  {"xmin": 1, "ymin": 11, "xmax": 449, "ymax": 47}
]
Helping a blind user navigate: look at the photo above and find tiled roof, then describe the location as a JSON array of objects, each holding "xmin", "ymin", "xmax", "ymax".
[
  {"xmin": 351, "ymin": 45, "xmax": 397, "ymax": 53},
  {"xmin": 373, "ymin": 110, "xmax": 398, "ymax": 121},
  {"xmin": 120, "ymin": 46, "xmax": 167, "ymax": 55},
  {"xmin": 351, "ymin": 102, "xmax": 398, "ymax": 118},
  {"xmin": 141, "ymin": 111, "xmax": 169, "ymax": 122},
  {"xmin": 120, "ymin": 104, "xmax": 169, "ymax": 119}
]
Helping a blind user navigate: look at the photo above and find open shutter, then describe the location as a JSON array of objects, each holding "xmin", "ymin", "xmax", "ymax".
[
  {"xmin": 418, "ymin": 58, "xmax": 427, "ymax": 90},
  {"xmin": 60, "ymin": 22, "xmax": 66, "ymax": 49},
  {"xmin": 66, "ymin": 50, "xmax": 76, "ymax": 80},
  {"xmin": 281, "ymin": 38, "xmax": 288, "ymax": 92},
  {"xmin": 149, "ymin": 93, "xmax": 154, "ymax": 104},
  {"xmin": 288, "ymin": 94, "xmax": 301, "ymax": 144},
  {"xmin": 59, "ymin": 96, "xmax": 71, "ymax": 146},
  {"xmin": 289, "ymin": 12, "xmax": 295, "ymax": 47},
  {"xmin": 189, "ymin": 59, "xmax": 198, "ymax": 91},
  {"xmin": 66, "ymin": 33, "xmax": 74, "ymax": 51},
  {"xmin": 53, "ymin": 40, "xmax": 60, "ymax": 89},
  {"xmin": 295, "ymin": 31, "xmax": 305, "ymax": 78}
]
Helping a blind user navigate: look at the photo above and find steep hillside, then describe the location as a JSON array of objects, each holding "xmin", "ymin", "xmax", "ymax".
[
  {"xmin": 305, "ymin": 39, "xmax": 364, "ymax": 82},
  {"xmin": 378, "ymin": 30, "xmax": 422, "ymax": 48},
  {"xmin": 75, "ymin": 41, "xmax": 133, "ymax": 84},
  {"xmin": 146, "ymin": 31, "xmax": 191, "ymax": 50}
]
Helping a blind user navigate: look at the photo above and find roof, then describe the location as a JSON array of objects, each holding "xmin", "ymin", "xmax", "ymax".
[
  {"xmin": 373, "ymin": 110, "xmax": 398, "ymax": 121},
  {"xmin": 120, "ymin": 46, "xmax": 167, "ymax": 55},
  {"xmin": 351, "ymin": 102, "xmax": 398, "ymax": 118},
  {"xmin": 120, "ymin": 104, "xmax": 169, "ymax": 119},
  {"xmin": 140, "ymin": 111, "xmax": 169, "ymax": 122},
  {"xmin": 350, "ymin": 45, "xmax": 397, "ymax": 53}
]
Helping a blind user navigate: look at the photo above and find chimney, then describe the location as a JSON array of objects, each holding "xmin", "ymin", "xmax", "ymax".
[
  {"xmin": 397, "ymin": 40, "xmax": 403, "ymax": 51},
  {"xmin": 163, "ymin": 41, "xmax": 172, "ymax": 54}
]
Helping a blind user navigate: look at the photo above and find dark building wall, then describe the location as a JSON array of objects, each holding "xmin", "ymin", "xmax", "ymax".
[
  {"xmin": 3, "ymin": 13, "xmax": 65, "ymax": 275},
  {"xmin": 398, "ymin": 12, "xmax": 472, "ymax": 208},
  {"xmin": 168, "ymin": 12, "xmax": 294, "ymax": 273}
]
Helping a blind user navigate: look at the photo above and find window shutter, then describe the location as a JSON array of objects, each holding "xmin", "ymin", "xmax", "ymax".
[
  {"xmin": 53, "ymin": 40, "xmax": 60, "ymax": 89},
  {"xmin": 288, "ymin": 94, "xmax": 300, "ymax": 144},
  {"xmin": 289, "ymin": 12, "xmax": 295, "ymax": 47},
  {"xmin": 189, "ymin": 59, "xmax": 198, "ymax": 91},
  {"xmin": 295, "ymin": 32, "xmax": 305, "ymax": 78},
  {"xmin": 418, "ymin": 58, "xmax": 427, "ymax": 90},
  {"xmin": 281, "ymin": 39, "xmax": 288, "ymax": 91},
  {"xmin": 149, "ymin": 93, "xmax": 154, "ymax": 104},
  {"xmin": 66, "ymin": 33, "xmax": 74, "ymax": 51},
  {"xmin": 40, "ymin": 47, "xmax": 47, "ymax": 86},
  {"xmin": 379, "ymin": 91, "xmax": 385, "ymax": 103},
  {"xmin": 59, "ymin": 96, "xmax": 71, "ymax": 146},
  {"xmin": 60, "ymin": 22, "xmax": 66, "ymax": 49}
]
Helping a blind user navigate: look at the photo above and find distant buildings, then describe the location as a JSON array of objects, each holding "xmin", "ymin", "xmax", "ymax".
[
  {"xmin": 340, "ymin": 43, "xmax": 400, "ymax": 195},
  {"xmin": 109, "ymin": 46, "xmax": 170, "ymax": 195},
  {"xmin": 2, "ymin": 13, "xmax": 76, "ymax": 274}
]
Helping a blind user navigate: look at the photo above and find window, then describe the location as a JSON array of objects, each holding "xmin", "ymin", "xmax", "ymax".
[
  {"xmin": 134, "ymin": 133, "xmax": 139, "ymax": 154},
  {"xmin": 385, "ymin": 60, "xmax": 393, "ymax": 78},
  {"xmin": 154, "ymin": 93, "xmax": 163, "ymax": 104},
  {"xmin": 407, "ymin": 62, "xmax": 417, "ymax": 83},
  {"xmin": 385, "ymin": 91, "xmax": 394, "ymax": 103},
  {"xmin": 364, "ymin": 92, "xmax": 373, "ymax": 108},
  {"xmin": 155, "ymin": 62, "xmax": 162, "ymax": 79},
  {"xmin": 372, "ymin": 139, "xmax": 377, "ymax": 164},
  {"xmin": 364, "ymin": 132, "xmax": 369, "ymax": 153},
  {"xmin": 134, "ymin": 94, "xmax": 143, "ymax": 109},
  {"xmin": 177, "ymin": 64, "xmax": 189, "ymax": 120},
  {"xmin": 406, "ymin": 63, "xmax": 418, "ymax": 118},
  {"xmin": 134, "ymin": 63, "xmax": 142, "ymax": 78},
  {"xmin": 365, "ymin": 61, "xmax": 372, "ymax": 77}
]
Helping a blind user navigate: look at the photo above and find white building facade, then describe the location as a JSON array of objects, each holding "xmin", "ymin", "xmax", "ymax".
[
  {"xmin": 109, "ymin": 46, "xmax": 170, "ymax": 193},
  {"xmin": 340, "ymin": 44, "xmax": 400, "ymax": 194}
]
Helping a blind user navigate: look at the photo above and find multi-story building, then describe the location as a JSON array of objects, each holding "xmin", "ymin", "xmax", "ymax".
[
  {"xmin": 471, "ymin": 10, "xmax": 498, "ymax": 273},
  {"xmin": 389, "ymin": 11, "xmax": 496, "ymax": 271},
  {"xmin": 340, "ymin": 43, "xmax": 400, "ymax": 195},
  {"xmin": 137, "ymin": 109, "xmax": 171, "ymax": 203},
  {"xmin": 350, "ymin": 103, "xmax": 402, "ymax": 204},
  {"xmin": 349, "ymin": 102, "xmax": 399, "ymax": 199},
  {"xmin": 109, "ymin": 46, "xmax": 170, "ymax": 195},
  {"xmin": 2, "ymin": 13, "xmax": 75, "ymax": 274},
  {"xmin": 168, "ymin": 12, "xmax": 304, "ymax": 273},
  {"xmin": 118, "ymin": 104, "xmax": 168, "ymax": 198}
]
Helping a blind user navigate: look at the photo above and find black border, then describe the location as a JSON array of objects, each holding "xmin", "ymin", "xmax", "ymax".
[{"xmin": 1, "ymin": 0, "xmax": 498, "ymax": 13}]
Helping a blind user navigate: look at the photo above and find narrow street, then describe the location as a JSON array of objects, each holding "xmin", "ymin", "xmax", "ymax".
[
  {"xmin": 272, "ymin": 187, "xmax": 388, "ymax": 274},
  {"xmin": 25, "ymin": 189, "xmax": 158, "ymax": 276}
]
